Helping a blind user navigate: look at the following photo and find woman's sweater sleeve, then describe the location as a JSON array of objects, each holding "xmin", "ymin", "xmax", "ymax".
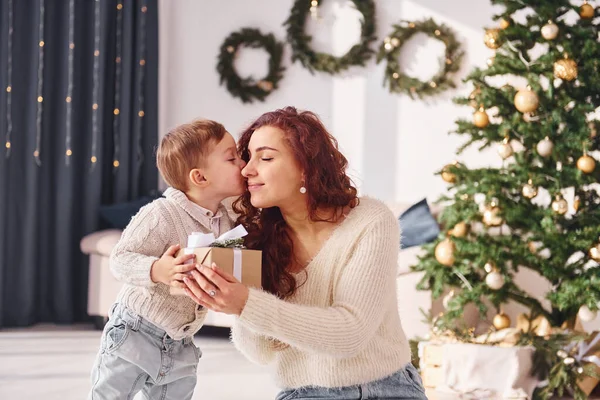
[
  {"xmin": 230, "ymin": 318, "xmax": 281, "ymax": 365},
  {"xmin": 237, "ymin": 210, "xmax": 399, "ymax": 358}
]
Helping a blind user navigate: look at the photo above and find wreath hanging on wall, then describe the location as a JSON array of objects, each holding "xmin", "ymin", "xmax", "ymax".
[
  {"xmin": 217, "ymin": 28, "xmax": 285, "ymax": 103},
  {"xmin": 376, "ymin": 18, "xmax": 464, "ymax": 98},
  {"xmin": 284, "ymin": 0, "xmax": 377, "ymax": 74}
]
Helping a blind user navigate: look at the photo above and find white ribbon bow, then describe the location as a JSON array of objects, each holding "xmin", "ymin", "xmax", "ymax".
[{"xmin": 184, "ymin": 225, "xmax": 249, "ymax": 281}]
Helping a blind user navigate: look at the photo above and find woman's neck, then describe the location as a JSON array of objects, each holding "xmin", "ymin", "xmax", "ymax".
[{"xmin": 280, "ymin": 203, "xmax": 342, "ymax": 238}]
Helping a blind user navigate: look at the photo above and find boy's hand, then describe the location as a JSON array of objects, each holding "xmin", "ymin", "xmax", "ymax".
[{"xmin": 150, "ymin": 244, "xmax": 196, "ymax": 286}]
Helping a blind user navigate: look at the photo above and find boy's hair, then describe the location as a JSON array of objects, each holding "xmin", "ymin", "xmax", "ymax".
[{"xmin": 157, "ymin": 119, "xmax": 226, "ymax": 191}]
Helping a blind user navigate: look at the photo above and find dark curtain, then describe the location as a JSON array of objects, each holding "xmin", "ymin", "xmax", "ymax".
[{"xmin": 0, "ymin": 0, "xmax": 159, "ymax": 327}]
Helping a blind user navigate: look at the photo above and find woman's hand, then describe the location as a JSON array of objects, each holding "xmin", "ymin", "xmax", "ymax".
[{"xmin": 182, "ymin": 262, "xmax": 250, "ymax": 316}]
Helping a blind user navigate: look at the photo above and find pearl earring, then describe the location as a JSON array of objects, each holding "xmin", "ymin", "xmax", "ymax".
[{"xmin": 299, "ymin": 186, "xmax": 307, "ymax": 194}]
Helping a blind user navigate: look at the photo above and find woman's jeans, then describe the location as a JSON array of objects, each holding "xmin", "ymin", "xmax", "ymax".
[{"xmin": 276, "ymin": 363, "xmax": 428, "ymax": 400}]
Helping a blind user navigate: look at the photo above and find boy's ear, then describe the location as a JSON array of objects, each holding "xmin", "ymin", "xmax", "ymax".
[{"xmin": 189, "ymin": 168, "xmax": 208, "ymax": 188}]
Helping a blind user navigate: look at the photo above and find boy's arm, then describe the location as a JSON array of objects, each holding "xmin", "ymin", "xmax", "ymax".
[{"xmin": 109, "ymin": 203, "xmax": 170, "ymax": 287}]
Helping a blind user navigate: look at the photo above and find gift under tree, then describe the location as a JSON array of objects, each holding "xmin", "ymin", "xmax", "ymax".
[{"xmin": 412, "ymin": 1, "xmax": 600, "ymax": 398}]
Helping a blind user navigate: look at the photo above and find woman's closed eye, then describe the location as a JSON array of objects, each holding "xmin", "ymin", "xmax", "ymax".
[{"xmin": 261, "ymin": 157, "xmax": 274, "ymax": 161}]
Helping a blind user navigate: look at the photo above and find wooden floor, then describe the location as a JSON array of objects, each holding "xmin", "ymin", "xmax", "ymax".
[
  {"xmin": 0, "ymin": 324, "xmax": 278, "ymax": 400},
  {"xmin": 3, "ymin": 324, "xmax": 580, "ymax": 399}
]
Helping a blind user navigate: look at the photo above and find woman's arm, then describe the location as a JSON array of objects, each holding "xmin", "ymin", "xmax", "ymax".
[
  {"xmin": 237, "ymin": 211, "xmax": 399, "ymax": 358},
  {"xmin": 230, "ymin": 319, "xmax": 286, "ymax": 365}
]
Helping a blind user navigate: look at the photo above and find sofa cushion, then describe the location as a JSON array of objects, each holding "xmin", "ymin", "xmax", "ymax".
[
  {"xmin": 80, "ymin": 229, "xmax": 123, "ymax": 256},
  {"xmin": 399, "ymin": 199, "xmax": 440, "ymax": 249},
  {"xmin": 99, "ymin": 196, "xmax": 158, "ymax": 230}
]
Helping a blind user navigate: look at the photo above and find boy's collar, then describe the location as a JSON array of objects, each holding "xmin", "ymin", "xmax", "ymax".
[{"xmin": 163, "ymin": 187, "xmax": 225, "ymax": 222}]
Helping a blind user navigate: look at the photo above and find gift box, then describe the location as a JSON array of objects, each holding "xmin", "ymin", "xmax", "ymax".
[
  {"xmin": 419, "ymin": 342, "xmax": 444, "ymax": 388},
  {"xmin": 419, "ymin": 341, "xmax": 539, "ymax": 398},
  {"xmin": 170, "ymin": 226, "xmax": 262, "ymax": 295},
  {"xmin": 575, "ymin": 332, "xmax": 600, "ymax": 396}
]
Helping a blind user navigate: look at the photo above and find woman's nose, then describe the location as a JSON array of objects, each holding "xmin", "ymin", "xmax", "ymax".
[{"xmin": 241, "ymin": 161, "xmax": 253, "ymax": 177}]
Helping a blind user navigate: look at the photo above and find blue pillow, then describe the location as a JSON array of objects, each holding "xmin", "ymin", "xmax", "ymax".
[
  {"xmin": 99, "ymin": 195, "xmax": 158, "ymax": 230},
  {"xmin": 398, "ymin": 199, "xmax": 440, "ymax": 249}
]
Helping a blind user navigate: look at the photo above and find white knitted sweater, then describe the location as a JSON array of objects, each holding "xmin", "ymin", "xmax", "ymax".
[
  {"xmin": 231, "ymin": 197, "xmax": 411, "ymax": 389},
  {"xmin": 110, "ymin": 187, "xmax": 233, "ymax": 340}
]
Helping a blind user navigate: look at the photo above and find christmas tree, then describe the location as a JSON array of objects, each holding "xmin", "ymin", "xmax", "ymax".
[{"xmin": 412, "ymin": 1, "xmax": 600, "ymax": 397}]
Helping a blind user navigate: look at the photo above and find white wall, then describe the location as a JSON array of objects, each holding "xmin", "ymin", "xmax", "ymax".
[
  {"xmin": 158, "ymin": 0, "xmax": 600, "ymax": 331},
  {"xmin": 158, "ymin": 0, "xmax": 501, "ymax": 200}
]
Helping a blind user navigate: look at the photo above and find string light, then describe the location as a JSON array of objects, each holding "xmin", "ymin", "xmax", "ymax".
[
  {"xmin": 135, "ymin": 0, "xmax": 149, "ymax": 168},
  {"xmin": 34, "ymin": 0, "xmax": 46, "ymax": 166},
  {"xmin": 65, "ymin": 0, "xmax": 75, "ymax": 165},
  {"xmin": 90, "ymin": 0, "xmax": 101, "ymax": 169},
  {"xmin": 112, "ymin": 0, "xmax": 125, "ymax": 170},
  {"xmin": 5, "ymin": 0, "xmax": 14, "ymax": 158}
]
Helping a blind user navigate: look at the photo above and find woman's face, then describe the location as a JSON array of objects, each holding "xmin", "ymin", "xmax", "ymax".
[{"xmin": 241, "ymin": 125, "xmax": 305, "ymax": 209}]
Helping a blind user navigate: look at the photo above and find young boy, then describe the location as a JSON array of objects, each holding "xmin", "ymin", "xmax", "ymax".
[{"xmin": 88, "ymin": 119, "xmax": 246, "ymax": 400}]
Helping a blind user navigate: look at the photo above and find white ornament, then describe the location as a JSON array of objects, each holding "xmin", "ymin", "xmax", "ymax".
[
  {"xmin": 578, "ymin": 305, "xmax": 598, "ymax": 322},
  {"xmin": 486, "ymin": 271, "xmax": 505, "ymax": 290},
  {"xmin": 541, "ymin": 21, "xmax": 559, "ymax": 40},
  {"xmin": 536, "ymin": 137, "xmax": 554, "ymax": 158}
]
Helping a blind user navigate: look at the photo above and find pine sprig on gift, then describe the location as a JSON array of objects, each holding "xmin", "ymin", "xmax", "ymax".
[{"xmin": 210, "ymin": 238, "xmax": 246, "ymax": 249}]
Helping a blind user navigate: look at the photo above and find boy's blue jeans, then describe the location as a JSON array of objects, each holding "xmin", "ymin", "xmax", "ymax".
[{"xmin": 88, "ymin": 303, "xmax": 201, "ymax": 400}]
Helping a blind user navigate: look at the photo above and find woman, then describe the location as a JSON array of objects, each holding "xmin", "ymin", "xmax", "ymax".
[{"xmin": 182, "ymin": 107, "xmax": 427, "ymax": 399}]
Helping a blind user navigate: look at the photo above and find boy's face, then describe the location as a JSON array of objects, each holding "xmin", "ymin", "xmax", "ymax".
[{"xmin": 200, "ymin": 132, "xmax": 246, "ymax": 198}]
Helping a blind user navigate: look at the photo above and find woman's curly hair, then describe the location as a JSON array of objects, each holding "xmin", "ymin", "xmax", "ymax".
[{"xmin": 233, "ymin": 106, "xmax": 358, "ymax": 298}]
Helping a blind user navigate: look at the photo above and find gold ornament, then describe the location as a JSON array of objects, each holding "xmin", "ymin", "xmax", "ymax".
[
  {"xmin": 536, "ymin": 137, "xmax": 554, "ymax": 158},
  {"xmin": 493, "ymin": 312, "xmax": 511, "ymax": 330},
  {"xmin": 551, "ymin": 194, "xmax": 568, "ymax": 215},
  {"xmin": 580, "ymin": 1, "xmax": 595, "ymax": 19},
  {"xmin": 441, "ymin": 163, "xmax": 457, "ymax": 183},
  {"xmin": 497, "ymin": 137, "xmax": 513, "ymax": 160},
  {"xmin": 499, "ymin": 18, "xmax": 510, "ymax": 29},
  {"xmin": 590, "ymin": 241, "xmax": 600, "ymax": 262},
  {"xmin": 486, "ymin": 271, "xmax": 505, "ymax": 290},
  {"xmin": 514, "ymin": 87, "xmax": 539, "ymax": 113},
  {"xmin": 451, "ymin": 222, "xmax": 469, "ymax": 238},
  {"xmin": 573, "ymin": 196, "xmax": 581, "ymax": 212},
  {"xmin": 469, "ymin": 87, "xmax": 481, "ymax": 108},
  {"xmin": 484, "ymin": 28, "xmax": 501, "ymax": 49},
  {"xmin": 517, "ymin": 314, "xmax": 552, "ymax": 336},
  {"xmin": 257, "ymin": 80, "xmax": 273, "ymax": 92},
  {"xmin": 435, "ymin": 238, "xmax": 456, "ymax": 267},
  {"xmin": 522, "ymin": 179, "xmax": 538, "ymax": 199},
  {"xmin": 486, "ymin": 54, "xmax": 495, "ymax": 67},
  {"xmin": 577, "ymin": 154, "xmax": 596, "ymax": 174},
  {"xmin": 483, "ymin": 200, "xmax": 503, "ymax": 226},
  {"xmin": 473, "ymin": 107, "xmax": 490, "ymax": 128},
  {"xmin": 554, "ymin": 55, "xmax": 578, "ymax": 81},
  {"xmin": 484, "ymin": 260, "xmax": 496, "ymax": 273},
  {"xmin": 541, "ymin": 21, "xmax": 559, "ymax": 40}
]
